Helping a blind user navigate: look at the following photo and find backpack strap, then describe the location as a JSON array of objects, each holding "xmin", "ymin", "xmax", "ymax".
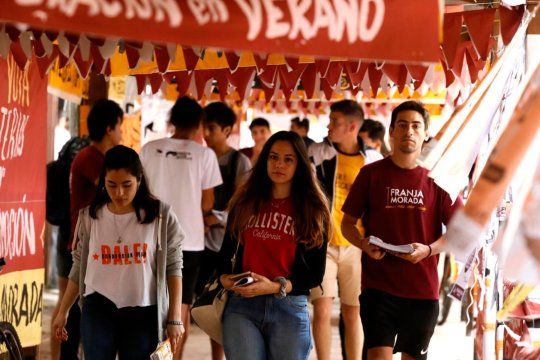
[
  {"xmin": 228, "ymin": 150, "xmax": 240, "ymax": 186},
  {"xmin": 217, "ymin": 150, "xmax": 241, "ymax": 211}
]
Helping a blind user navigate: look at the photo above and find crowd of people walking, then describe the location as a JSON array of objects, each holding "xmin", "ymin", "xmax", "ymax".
[{"xmin": 49, "ymin": 95, "xmax": 460, "ymax": 360}]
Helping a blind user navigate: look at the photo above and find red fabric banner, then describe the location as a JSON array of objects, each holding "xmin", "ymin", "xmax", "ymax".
[
  {"xmin": 0, "ymin": 55, "xmax": 47, "ymax": 274},
  {"xmin": 499, "ymin": 5, "xmax": 526, "ymax": 46},
  {"xmin": 463, "ymin": 8, "xmax": 496, "ymax": 61},
  {"xmin": 0, "ymin": 0, "xmax": 440, "ymax": 63},
  {"xmin": 442, "ymin": 12, "xmax": 463, "ymax": 68}
]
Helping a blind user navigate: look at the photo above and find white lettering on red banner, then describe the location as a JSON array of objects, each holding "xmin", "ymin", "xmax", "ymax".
[
  {"xmin": 0, "ymin": 53, "xmax": 46, "ymax": 274},
  {"xmin": 15, "ymin": 0, "xmax": 385, "ymax": 43},
  {"xmin": 0, "ymin": 205, "xmax": 36, "ymax": 260},
  {"xmin": 0, "ymin": 51, "xmax": 47, "ymax": 348},
  {"xmin": 6, "ymin": 0, "xmax": 440, "ymax": 62},
  {"xmin": 15, "ymin": 0, "xmax": 182, "ymax": 26}
]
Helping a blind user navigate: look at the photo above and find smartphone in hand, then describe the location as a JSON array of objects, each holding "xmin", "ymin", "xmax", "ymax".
[
  {"xmin": 233, "ymin": 276, "xmax": 255, "ymax": 288},
  {"xmin": 230, "ymin": 271, "xmax": 251, "ymax": 281},
  {"xmin": 230, "ymin": 271, "xmax": 255, "ymax": 288}
]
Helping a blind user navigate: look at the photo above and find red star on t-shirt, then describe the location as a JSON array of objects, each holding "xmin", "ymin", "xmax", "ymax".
[{"xmin": 92, "ymin": 253, "xmax": 99, "ymax": 261}]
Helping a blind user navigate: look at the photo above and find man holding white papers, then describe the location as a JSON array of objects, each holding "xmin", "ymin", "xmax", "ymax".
[{"xmin": 341, "ymin": 101, "xmax": 462, "ymax": 360}]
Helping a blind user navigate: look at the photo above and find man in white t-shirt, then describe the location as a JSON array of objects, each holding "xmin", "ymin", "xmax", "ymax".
[{"xmin": 141, "ymin": 96, "xmax": 222, "ymax": 359}]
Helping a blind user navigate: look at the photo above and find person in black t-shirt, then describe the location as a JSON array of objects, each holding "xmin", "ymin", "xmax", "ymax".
[
  {"xmin": 290, "ymin": 116, "xmax": 315, "ymax": 149},
  {"xmin": 198, "ymin": 102, "xmax": 251, "ymax": 360}
]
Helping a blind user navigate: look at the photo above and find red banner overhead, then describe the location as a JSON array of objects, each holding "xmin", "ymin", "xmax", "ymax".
[{"xmin": 0, "ymin": 0, "xmax": 441, "ymax": 63}]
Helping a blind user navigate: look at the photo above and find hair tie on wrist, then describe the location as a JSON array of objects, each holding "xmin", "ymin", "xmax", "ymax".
[{"xmin": 427, "ymin": 244, "xmax": 432, "ymax": 258}]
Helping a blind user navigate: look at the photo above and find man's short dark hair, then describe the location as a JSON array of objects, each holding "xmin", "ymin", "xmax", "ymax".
[
  {"xmin": 330, "ymin": 100, "xmax": 364, "ymax": 123},
  {"xmin": 290, "ymin": 117, "xmax": 310, "ymax": 132},
  {"xmin": 360, "ymin": 119, "xmax": 385, "ymax": 143},
  {"xmin": 249, "ymin": 117, "xmax": 270, "ymax": 131},
  {"xmin": 87, "ymin": 99, "xmax": 123, "ymax": 142},
  {"xmin": 169, "ymin": 96, "xmax": 204, "ymax": 130},
  {"xmin": 203, "ymin": 102, "xmax": 236, "ymax": 129},
  {"xmin": 390, "ymin": 101, "xmax": 430, "ymax": 130}
]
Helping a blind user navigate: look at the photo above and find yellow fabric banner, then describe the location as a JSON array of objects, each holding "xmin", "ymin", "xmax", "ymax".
[
  {"xmin": 0, "ymin": 269, "xmax": 44, "ymax": 347},
  {"xmin": 48, "ymin": 62, "xmax": 87, "ymax": 100}
]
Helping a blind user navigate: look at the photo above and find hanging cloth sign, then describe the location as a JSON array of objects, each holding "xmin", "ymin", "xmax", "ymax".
[{"xmin": 0, "ymin": 0, "xmax": 440, "ymax": 63}]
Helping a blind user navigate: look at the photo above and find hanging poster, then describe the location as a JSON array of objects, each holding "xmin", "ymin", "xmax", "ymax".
[{"xmin": 0, "ymin": 55, "xmax": 47, "ymax": 347}]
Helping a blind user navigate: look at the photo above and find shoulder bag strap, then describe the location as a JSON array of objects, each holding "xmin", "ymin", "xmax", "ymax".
[{"xmin": 230, "ymin": 240, "xmax": 241, "ymax": 273}]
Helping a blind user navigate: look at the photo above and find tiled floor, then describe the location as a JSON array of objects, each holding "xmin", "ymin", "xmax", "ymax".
[{"xmin": 39, "ymin": 288, "xmax": 473, "ymax": 359}]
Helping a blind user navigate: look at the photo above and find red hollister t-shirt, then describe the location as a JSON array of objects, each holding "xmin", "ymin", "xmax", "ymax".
[
  {"xmin": 69, "ymin": 145, "xmax": 104, "ymax": 249},
  {"xmin": 242, "ymin": 197, "xmax": 297, "ymax": 280},
  {"xmin": 342, "ymin": 157, "xmax": 462, "ymax": 300}
]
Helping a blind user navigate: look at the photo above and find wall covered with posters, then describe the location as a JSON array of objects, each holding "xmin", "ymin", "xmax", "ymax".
[
  {"xmin": 0, "ymin": 55, "xmax": 47, "ymax": 347},
  {"xmin": 48, "ymin": 61, "xmax": 88, "ymax": 103}
]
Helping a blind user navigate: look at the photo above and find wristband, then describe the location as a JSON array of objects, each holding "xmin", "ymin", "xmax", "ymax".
[
  {"xmin": 166, "ymin": 320, "xmax": 183, "ymax": 326},
  {"xmin": 427, "ymin": 244, "xmax": 432, "ymax": 258},
  {"xmin": 273, "ymin": 276, "xmax": 287, "ymax": 299}
]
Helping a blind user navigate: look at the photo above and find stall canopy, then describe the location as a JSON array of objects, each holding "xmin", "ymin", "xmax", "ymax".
[{"xmin": 0, "ymin": 1, "xmax": 527, "ymax": 106}]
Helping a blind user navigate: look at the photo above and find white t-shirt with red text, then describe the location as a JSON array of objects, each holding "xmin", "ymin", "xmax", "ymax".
[{"xmin": 84, "ymin": 207, "xmax": 157, "ymax": 308}]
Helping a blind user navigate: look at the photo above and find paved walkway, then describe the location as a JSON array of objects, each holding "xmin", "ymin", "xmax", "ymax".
[{"xmin": 40, "ymin": 288, "xmax": 473, "ymax": 359}]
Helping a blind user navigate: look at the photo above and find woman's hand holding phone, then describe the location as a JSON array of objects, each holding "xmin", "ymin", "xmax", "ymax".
[
  {"xmin": 232, "ymin": 275, "xmax": 255, "ymax": 288},
  {"xmin": 232, "ymin": 272, "xmax": 280, "ymax": 298},
  {"xmin": 220, "ymin": 271, "xmax": 252, "ymax": 290}
]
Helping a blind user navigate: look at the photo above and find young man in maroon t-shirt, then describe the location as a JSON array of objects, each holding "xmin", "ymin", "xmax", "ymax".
[
  {"xmin": 341, "ymin": 101, "xmax": 462, "ymax": 360},
  {"xmin": 51, "ymin": 99, "xmax": 123, "ymax": 360}
]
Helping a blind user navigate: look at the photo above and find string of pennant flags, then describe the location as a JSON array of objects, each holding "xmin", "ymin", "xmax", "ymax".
[{"xmin": 0, "ymin": 4, "xmax": 525, "ymax": 105}]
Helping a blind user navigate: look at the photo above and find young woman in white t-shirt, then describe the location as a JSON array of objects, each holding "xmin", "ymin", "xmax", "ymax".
[{"xmin": 52, "ymin": 145, "xmax": 185, "ymax": 359}]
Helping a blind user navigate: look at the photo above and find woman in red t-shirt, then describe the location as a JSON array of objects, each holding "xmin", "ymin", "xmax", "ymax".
[{"xmin": 217, "ymin": 131, "xmax": 331, "ymax": 360}]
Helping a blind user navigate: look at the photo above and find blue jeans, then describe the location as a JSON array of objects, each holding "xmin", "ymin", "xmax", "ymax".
[
  {"xmin": 223, "ymin": 294, "xmax": 312, "ymax": 360},
  {"xmin": 80, "ymin": 292, "xmax": 158, "ymax": 360}
]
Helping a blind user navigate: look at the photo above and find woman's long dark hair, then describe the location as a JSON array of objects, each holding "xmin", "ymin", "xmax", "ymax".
[
  {"xmin": 89, "ymin": 145, "xmax": 160, "ymax": 223},
  {"xmin": 228, "ymin": 131, "xmax": 331, "ymax": 249}
]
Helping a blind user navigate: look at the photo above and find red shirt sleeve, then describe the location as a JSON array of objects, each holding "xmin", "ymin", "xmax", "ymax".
[{"xmin": 342, "ymin": 167, "xmax": 370, "ymax": 220}]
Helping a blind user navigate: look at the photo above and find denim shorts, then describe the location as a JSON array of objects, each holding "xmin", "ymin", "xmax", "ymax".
[{"xmin": 223, "ymin": 294, "xmax": 312, "ymax": 360}]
